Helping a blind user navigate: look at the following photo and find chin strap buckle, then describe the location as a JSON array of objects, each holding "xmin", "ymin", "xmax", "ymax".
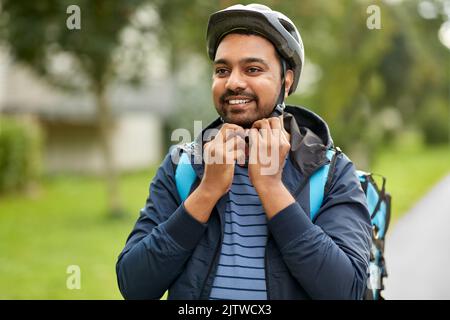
[{"xmin": 271, "ymin": 102, "xmax": 285, "ymax": 117}]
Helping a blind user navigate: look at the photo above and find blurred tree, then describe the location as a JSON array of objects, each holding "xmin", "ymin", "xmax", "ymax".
[
  {"xmin": 0, "ymin": 0, "xmax": 150, "ymax": 218},
  {"xmin": 148, "ymin": 0, "xmax": 220, "ymax": 148},
  {"xmin": 278, "ymin": 0, "xmax": 448, "ymax": 166},
  {"xmin": 151, "ymin": 0, "xmax": 216, "ymax": 71},
  {"xmin": 395, "ymin": 0, "xmax": 449, "ymax": 145},
  {"xmin": 0, "ymin": 116, "xmax": 43, "ymax": 195}
]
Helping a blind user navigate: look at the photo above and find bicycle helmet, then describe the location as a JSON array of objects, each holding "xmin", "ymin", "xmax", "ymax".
[{"xmin": 206, "ymin": 3, "xmax": 304, "ymax": 95}]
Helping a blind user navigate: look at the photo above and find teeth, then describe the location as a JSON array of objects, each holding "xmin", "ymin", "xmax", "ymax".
[{"xmin": 228, "ymin": 99, "xmax": 250, "ymax": 105}]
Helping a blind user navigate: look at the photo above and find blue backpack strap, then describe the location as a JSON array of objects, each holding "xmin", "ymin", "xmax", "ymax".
[
  {"xmin": 175, "ymin": 152, "xmax": 197, "ymax": 202},
  {"xmin": 176, "ymin": 147, "xmax": 336, "ymax": 217},
  {"xmin": 309, "ymin": 148, "xmax": 336, "ymax": 221},
  {"xmin": 357, "ymin": 171, "xmax": 389, "ymax": 240}
]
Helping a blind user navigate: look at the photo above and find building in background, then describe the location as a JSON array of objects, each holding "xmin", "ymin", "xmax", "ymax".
[{"xmin": 0, "ymin": 52, "xmax": 174, "ymax": 174}]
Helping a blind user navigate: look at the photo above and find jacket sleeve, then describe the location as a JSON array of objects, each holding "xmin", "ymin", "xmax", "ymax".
[
  {"xmin": 267, "ymin": 153, "xmax": 372, "ymax": 300},
  {"xmin": 116, "ymin": 151, "xmax": 207, "ymax": 299}
]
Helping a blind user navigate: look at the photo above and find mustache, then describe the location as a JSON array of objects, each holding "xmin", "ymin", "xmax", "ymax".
[{"xmin": 220, "ymin": 90, "xmax": 258, "ymax": 104}]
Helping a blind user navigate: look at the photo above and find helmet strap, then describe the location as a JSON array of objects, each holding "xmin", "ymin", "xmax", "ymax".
[{"xmin": 271, "ymin": 58, "xmax": 287, "ymax": 117}]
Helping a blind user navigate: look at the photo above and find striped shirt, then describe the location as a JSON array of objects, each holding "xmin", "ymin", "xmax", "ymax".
[{"xmin": 209, "ymin": 164, "xmax": 268, "ymax": 300}]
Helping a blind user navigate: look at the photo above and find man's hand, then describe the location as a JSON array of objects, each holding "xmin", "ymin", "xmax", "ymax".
[
  {"xmin": 248, "ymin": 116, "xmax": 290, "ymax": 188},
  {"xmin": 248, "ymin": 116, "xmax": 294, "ymax": 219},
  {"xmin": 184, "ymin": 123, "xmax": 246, "ymax": 223},
  {"xmin": 202, "ymin": 123, "xmax": 246, "ymax": 197}
]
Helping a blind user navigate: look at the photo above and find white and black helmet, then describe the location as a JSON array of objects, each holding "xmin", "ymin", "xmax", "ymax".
[{"xmin": 206, "ymin": 3, "xmax": 304, "ymax": 95}]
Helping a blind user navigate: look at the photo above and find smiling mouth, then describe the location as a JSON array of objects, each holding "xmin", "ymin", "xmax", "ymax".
[
  {"xmin": 227, "ymin": 99, "xmax": 252, "ymax": 105},
  {"xmin": 225, "ymin": 98, "xmax": 256, "ymax": 111}
]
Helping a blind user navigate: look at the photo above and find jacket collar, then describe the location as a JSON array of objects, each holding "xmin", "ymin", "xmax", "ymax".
[{"xmin": 178, "ymin": 104, "xmax": 333, "ymax": 180}]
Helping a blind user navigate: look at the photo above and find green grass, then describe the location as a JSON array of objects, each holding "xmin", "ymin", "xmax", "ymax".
[
  {"xmin": 370, "ymin": 143, "xmax": 450, "ymax": 227},
  {"xmin": 0, "ymin": 143, "xmax": 448, "ymax": 299},
  {"xmin": 0, "ymin": 168, "xmax": 156, "ymax": 299}
]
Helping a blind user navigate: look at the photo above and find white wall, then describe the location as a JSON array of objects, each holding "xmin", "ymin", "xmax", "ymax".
[
  {"xmin": 44, "ymin": 113, "xmax": 162, "ymax": 174},
  {"xmin": 112, "ymin": 113, "xmax": 162, "ymax": 171}
]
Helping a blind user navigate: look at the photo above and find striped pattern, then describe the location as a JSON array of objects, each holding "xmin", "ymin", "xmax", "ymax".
[{"xmin": 209, "ymin": 165, "xmax": 268, "ymax": 300}]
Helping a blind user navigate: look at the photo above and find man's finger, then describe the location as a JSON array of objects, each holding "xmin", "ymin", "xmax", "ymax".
[
  {"xmin": 220, "ymin": 124, "xmax": 245, "ymax": 142},
  {"xmin": 236, "ymin": 151, "xmax": 246, "ymax": 166},
  {"xmin": 225, "ymin": 135, "xmax": 245, "ymax": 152},
  {"xmin": 253, "ymin": 118, "xmax": 271, "ymax": 141},
  {"xmin": 248, "ymin": 128, "xmax": 259, "ymax": 165},
  {"xmin": 270, "ymin": 116, "xmax": 290, "ymax": 143},
  {"xmin": 268, "ymin": 117, "xmax": 287, "ymax": 143},
  {"xmin": 268, "ymin": 117, "xmax": 282, "ymax": 131}
]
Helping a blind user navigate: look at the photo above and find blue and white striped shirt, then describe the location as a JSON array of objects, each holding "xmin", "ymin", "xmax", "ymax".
[{"xmin": 209, "ymin": 165, "xmax": 268, "ymax": 300}]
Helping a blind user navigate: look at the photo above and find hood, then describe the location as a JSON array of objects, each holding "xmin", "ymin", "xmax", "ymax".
[
  {"xmin": 176, "ymin": 104, "xmax": 334, "ymax": 179},
  {"xmin": 282, "ymin": 105, "xmax": 333, "ymax": 177}
]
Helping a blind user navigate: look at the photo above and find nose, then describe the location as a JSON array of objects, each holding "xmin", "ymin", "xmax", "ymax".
[{"xmin": 225, "ymin": 69, "xmax": 247, "ymax": 92}]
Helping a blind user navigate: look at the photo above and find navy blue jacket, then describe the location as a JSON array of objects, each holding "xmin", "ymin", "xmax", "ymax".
[{"xmin": 116, "ymin": 105, "xmax": 372, "ymax": 300}]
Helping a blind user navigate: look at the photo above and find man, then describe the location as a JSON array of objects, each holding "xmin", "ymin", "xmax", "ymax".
[{"xmin": 116, "ymin": 4, "xmax": 372, "ymax": 300}]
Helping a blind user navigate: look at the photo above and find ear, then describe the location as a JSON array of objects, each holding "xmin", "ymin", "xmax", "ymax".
[{"xmin": 284, "ymin": 69, "xmax": 294, "ymax": 98}]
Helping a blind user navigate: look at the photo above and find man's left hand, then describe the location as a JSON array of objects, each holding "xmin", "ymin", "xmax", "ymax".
[
  {"xmin": 247, "ymin": 116, "xmax": 294, "ymax": 219},
  {"xmin": 247, "ymin": 116, "xmax": 290, "ymax": 192}
]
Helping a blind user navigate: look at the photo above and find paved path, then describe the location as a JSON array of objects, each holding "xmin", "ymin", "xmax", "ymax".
[{"xmin": 383, "ymin": 174, "xmax": 450, "ymax": 299}]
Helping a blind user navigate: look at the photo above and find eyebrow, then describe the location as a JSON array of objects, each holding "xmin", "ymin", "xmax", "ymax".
[{"xmin": 213, "ymin": 57, "xmax": 270, "ymax": 69}]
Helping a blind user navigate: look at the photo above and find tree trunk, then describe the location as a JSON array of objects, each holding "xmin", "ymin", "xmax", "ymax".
[{"xmin": 94, "ymin": 84, "xmax": 124, "ymax": 219}]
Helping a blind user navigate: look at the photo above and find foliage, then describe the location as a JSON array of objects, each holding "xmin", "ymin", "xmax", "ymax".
[
  {"xmin": 417, "ymin": 95, "xmax": 450, "ymax": 144},
  {"xmin": 0, "ymin": 116, "xmax": 43, "ymax": 194},
  {"xmin": 0, "ymin": 0, "xmax": 151, "ymax": 90}
]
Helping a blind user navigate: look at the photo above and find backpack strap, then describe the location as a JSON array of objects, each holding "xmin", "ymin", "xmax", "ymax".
[
  {"xmin": 309, "ymin": 148, "xmax": 337, "ymax": 221},
  {"xmin": 175, "ymin": 152, "xmax": 197, "ymax": 202},
  {"xmin": 175, "ymin": 147, "xmax": 339, "ymax": 221}
]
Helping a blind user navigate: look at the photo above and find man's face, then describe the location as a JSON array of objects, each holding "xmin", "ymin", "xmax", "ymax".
[{"xmin": 212, "ymin": 33, "xmax": 293, "ymax": 128}]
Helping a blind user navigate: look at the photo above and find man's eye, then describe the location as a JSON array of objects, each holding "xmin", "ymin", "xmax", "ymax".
[
  {"xmin": 247, "ymin": 67, "xmax": 261, "ymax": 73},
  {"xmin": 215, "ymin": 68, "xmax": 229, "ymax": 76}
]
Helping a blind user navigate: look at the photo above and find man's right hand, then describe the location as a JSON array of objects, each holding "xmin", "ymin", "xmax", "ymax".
[
  {"xmin": 201, "ymin": 123, "xmax": 246, "ymax": 198},
  {"xmin": 184, "ymin": 123, "xmax": 246, "ymax": 223}
]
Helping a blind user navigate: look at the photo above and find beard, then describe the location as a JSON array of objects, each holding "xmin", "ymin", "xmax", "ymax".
[
  {"xmin": 218, "ymin": 102, "xmax": 277, "ymax": 128},
  {"xmin": 219, "ymin": 111, "xmax": 255, "ymax": 128},
  {"xmin": 217, "ymin": 89, "xmax": 259, "ymax": 128}
]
